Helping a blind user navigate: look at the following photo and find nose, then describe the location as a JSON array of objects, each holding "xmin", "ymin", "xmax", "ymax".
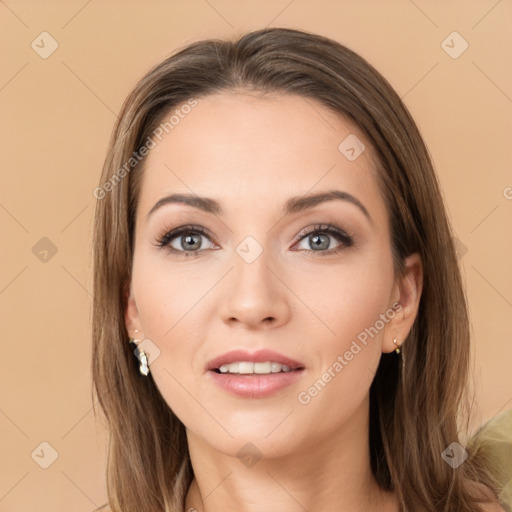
[{"xmin": 218, "ymin": 251, "xmax": 291, "ymax": 330}]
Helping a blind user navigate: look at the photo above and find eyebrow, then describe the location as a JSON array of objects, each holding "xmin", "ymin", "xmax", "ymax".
[{"xmin": 146, "ymin": 190, "xmax": 372, "ymax": 223}]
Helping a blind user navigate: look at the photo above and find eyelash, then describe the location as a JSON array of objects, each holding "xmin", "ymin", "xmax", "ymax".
[{"xmin": 154, "ymin": 223, "xmax": 354, "ymax": 258}]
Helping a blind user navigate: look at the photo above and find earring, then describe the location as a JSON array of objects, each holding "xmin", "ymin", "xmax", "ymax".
[
  {"xmin": 129, "ymin": 329, "xmax": 150, "ymax": 376},
  {"xmin": 393, "ymin": 338, "xmax": 406, "ymax": 371}
]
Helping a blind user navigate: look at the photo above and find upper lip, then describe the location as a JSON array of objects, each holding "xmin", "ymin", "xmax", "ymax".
[{"xmin": 206, "ymin": 349, "xmax": 305, "ymax": 372}]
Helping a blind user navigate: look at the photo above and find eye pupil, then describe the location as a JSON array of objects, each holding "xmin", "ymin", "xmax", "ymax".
[
  {"xmin": 310, "ymin": 234, "xmax": 329, "ymax": 250},
  {"xmin": 182, "ymin": 234, "xmax": 201, "ymax": 250}
]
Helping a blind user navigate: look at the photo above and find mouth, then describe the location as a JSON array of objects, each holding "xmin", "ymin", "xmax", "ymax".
[
  {"xmin": 205, "ymin": 349, "xmax": 306, "ymax": 398},
  {"xmin": 205, "ymin": 349, "xmax": 305, "ymax": 374},
  {"xmin": 210, "ymin": 361, "xmax": 305, "ymax": 375}
]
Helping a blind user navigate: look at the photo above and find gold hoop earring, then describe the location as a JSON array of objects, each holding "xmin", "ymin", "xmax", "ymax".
[{"xmin": 129, "ymin": 329, "xmax": 150, "ymax": 376}]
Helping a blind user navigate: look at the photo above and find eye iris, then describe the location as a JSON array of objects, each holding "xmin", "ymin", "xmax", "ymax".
[
  {"xmin": 182, "ymin": 234, "xmax": 201, "ymax": 250},
  {"xmin": 310, "ymin": 233, "xmax": 329, "ymax": 250}
]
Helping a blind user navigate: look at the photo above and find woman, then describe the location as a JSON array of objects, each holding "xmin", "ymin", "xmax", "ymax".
[{"xmin": 91, "ymin": 27, "xmax": 507, "ymax": 511}]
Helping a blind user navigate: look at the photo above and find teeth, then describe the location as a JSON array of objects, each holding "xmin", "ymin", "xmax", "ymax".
[{"xmin": 218, "ymin": 361, "xmax": 293, "ymax": 374}]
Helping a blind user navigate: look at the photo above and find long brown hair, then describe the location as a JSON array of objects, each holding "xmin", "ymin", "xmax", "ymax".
[{"xmin": 91, "ymin": 27, "xmax": 500, "ymax": 511}]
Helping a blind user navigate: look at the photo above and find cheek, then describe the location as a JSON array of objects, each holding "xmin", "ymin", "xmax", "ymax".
[
  {"xmin": 289, "ymin": 288, "xmax": 391, "ymax": 441},
  {"xmin": 289, "ymin": 253, "xmax": 394, "ymax": 407},
  {"xmin": 291, "ymin": 253, "xmax": 395, "ymax": 349},
  {"xmin": 130, "ymin": 258, "xmax": 214, "ymax": 418},
  {"xmin": 132, "ymin": 252, "xmax": 212, "ymax": 341}
]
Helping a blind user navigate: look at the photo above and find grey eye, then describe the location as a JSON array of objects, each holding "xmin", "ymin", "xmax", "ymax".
[
  {"xmin": 297, "ymin": 233, "xmax": 339, "ymax": 251},
  {"xmin": 170, "ymin": 233, "xmax": 206, "ymax": 251}
]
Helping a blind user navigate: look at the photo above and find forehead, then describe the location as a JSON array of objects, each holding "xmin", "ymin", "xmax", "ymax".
[{"xmin": 137, "ymin": 91, "xmax": 386, "ymax": 223}]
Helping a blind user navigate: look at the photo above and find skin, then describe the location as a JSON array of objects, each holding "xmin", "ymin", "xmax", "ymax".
[{"xmin": 125, "ymin": 91, "xmax": 423, "ymax": 512}]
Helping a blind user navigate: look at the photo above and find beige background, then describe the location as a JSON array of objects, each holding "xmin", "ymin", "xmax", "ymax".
[{"xmin": 1, "ymin": 1, "xmax": 511, "ymax": 510}]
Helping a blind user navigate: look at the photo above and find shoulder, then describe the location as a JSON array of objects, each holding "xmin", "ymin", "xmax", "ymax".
[
  {"xmin": 467, "ymin": 481, "xmax": 506, "ymax": 512},
  {"xmin": 480, "ymin": 501, "xmax": 506, "ymax": 512}
]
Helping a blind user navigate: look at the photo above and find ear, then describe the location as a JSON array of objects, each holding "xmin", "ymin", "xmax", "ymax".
[
  {"xmin": 382, "ymin": 253, "xmax": 423, "ymax": 353},
  {"xmin": 124, "ymin": 279, "xmax": 143, "ymax": 338}
]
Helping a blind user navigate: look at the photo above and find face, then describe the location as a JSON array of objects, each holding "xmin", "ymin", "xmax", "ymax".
[{"xmin": 125, "ymin": 91, "xmax": 417, "ymax": 458}]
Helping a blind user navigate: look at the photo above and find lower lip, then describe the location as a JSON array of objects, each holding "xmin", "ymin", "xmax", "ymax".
[{"xmin": 207, "ymin": 368, "xmax": 305, "ymax": 398}]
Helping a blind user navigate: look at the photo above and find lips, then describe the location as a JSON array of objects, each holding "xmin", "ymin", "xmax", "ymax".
[{"xmin": 205, "ymin": 349, "xmax": 305, "ymax": 372}]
